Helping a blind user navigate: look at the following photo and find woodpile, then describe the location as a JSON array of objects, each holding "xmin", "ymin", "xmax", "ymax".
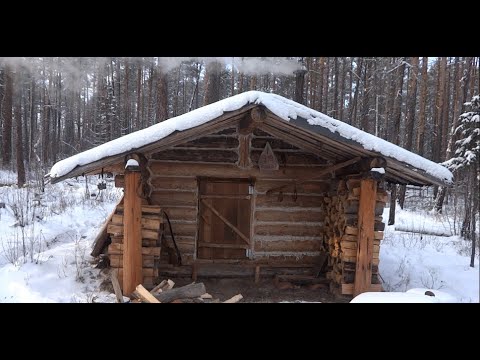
[
  {"xmin": 111, "ymin": 278, "xmax": 244, "ymax": 304},
  {"xmin": 323, "ymin": 178, "xmax": 387, "ymax": 295},
  {"xmin": 107, "ymin": 204, "xmax": 164, "ymax": 289}
]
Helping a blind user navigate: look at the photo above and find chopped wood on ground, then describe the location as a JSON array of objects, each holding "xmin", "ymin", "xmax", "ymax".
[{"xmin": 126, "ymin": 278, "xmax": 243, "ymax": 304}]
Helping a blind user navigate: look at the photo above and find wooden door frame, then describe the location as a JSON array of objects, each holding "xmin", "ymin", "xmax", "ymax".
[{"xmin": 196, "ymin": 177, "xmax": 255, "ymax": 260}]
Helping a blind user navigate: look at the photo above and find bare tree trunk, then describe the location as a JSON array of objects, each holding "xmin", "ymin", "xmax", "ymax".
[
  {"xmin": 392, "ymin": 58, "xmax": 406, "ymax": 147},
  {"xmin": 29, "ymin": 75, "xmax": 36, "ymax": 162},
  {"xmin": 349, "ymin": 57, "xmax": 363, "ymax": 127},
  {"xmin": 432, "ymin": 57, "xmax": 447, "ymax": 199},
  {"xmin": 388, "ymin": 58, "xmax": 406, "ymax": 225},
  {"xmin": 398, "ymin": 57, "xmax": 419, "ymax": 209},
  {"xmin": 470, "ymin": 164, "xmax": 478, "ymax": 267},
  {"xmin": 360, "ymin": 58, "xmax": 373, "ymax": 132},
  {"xmin": 15, "ymin": 88, "xmax": 26, "ymax": 187},
  {"xmin": 136, "ymin": 64, "xmax": 142, "ymax": 130},
  {"xmin": 2, "ymin": 64, "xmax": 13, "ymax": 165},
  {"xmin": 322, "ymin": 58, "xmax": 329, "ymax": 113},
  {"xmin": 416, "ymin": 57, "xmax": 428, "ymax": 156},
  {"xmin": 388, "ymin": 185, "xmax": 397, "ymax": 226},
  {"xmin": 339, "ymin": 57, "xmax": 346, "ymax": 121},
  {"xmin": 124, "ymin": 59, "xmax": 130, "ymax": 134},
  {"xmin": 317, "ymin": 57, "xmax": 324, "ymax": 112},
  {"xmin": 333, "ymin": 57, "xmax": 339, "ymax": 116}
]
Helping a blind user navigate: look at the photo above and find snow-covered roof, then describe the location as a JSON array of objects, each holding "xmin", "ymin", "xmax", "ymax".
[{"xmin": 48, "ymin": 91, "xmax": 453, "ymax": 186}]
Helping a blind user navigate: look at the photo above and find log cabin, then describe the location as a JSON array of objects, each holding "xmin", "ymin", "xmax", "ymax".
[{"xmin": 47, "ymin": 91, "xmax": 453, "ymax": 297}]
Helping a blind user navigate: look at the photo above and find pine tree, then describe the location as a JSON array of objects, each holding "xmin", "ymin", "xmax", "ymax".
[{"xmin": 443, "ymin": 95, "xmax": 479, "ymax": 267}]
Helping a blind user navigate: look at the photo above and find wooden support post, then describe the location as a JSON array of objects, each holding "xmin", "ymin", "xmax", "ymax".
[
  {"xmin": 254, "ymin": 265, "xmax": 261, "ymax": 284},
  {"xmin": 192, "ymin": 263, "xmax": 198, "ymax": 281},
  {"xmin": 123, "ymin": 165, "xmax": 143, "ymax": 295},
  {"xmin": 354, "ymin": 178, "xmax": 377, "ymax": 297}
]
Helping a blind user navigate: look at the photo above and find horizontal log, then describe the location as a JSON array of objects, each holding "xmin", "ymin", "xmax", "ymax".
[
  {"xmin": 342, "ymin": 283, "xmax": 382, "ymax": 295},
  {"xmin": 107, "ymin": 224, "xmax": 160, "ymax": 240},
  {"xmin": 117, "ymin": 275, "xmax": 155, "ymax": 290},
  {"xmin": 394, "ymin": 224, "xmax": 452, "ymax": 237},
  {"xmin": 148, "ymin": 161, "xmax": 333, "ymax": 179},
  {"xmin": 151, "ymin": 149, "xmax": 238, "ymax": 163},
  {"xmin": 150, "ymin": 190, "xmax": 197, "ymax": 207},
  {"xmin": 254, "ymin": 240, "xmax": 322, "ymax": 252},
  {"xmin": 161, "ymin": 207, "xmax": 197, "ymax": 222},
  {"xmin": 255, "ymin": 223, "xmax": 323, "ymax": 237},
  {"xmin": 154, "ymin": 282, "xmax": 207, "ymax": 303},
  {"xmin": 116, "ymin": 205, "xmax": 162, "ymax": 215},
  {"xmin": 111, "ymin": 214, "xmax": 162, "ymax": 231},
  {"xmin": 149, "ymin": 177, "xmax": 197, "ymax": 191},
  {"xmin": 198, "ymin": 242, "xmax": 250, "ymax": 249},
  {"xmin": 253, "ymin": 254, "xmax": 322, "ymax": 264},
  {"xmin": 200, "ymin": 194, "xmax": 251, "ymax": 200},
  {"xmin": 255, "ymin": 179, "xmax": 330, "ymax": 194},
  {"xmin": 256, "ymin": 194, "xmax": 324, "ymax": 208},
  {"xmin": 255, "ymin": 209, "xmax": 324, "ymax": 222},
  {"xmin": 164, "ymin": 222, "xmax": 197, "ymax": 237}
]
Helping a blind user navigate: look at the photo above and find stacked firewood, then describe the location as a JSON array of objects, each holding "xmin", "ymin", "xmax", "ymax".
[
  {"xmin": 110, "ymin": 273, "xmax": 243, "ymax": 303},
  {"xmin": 324, "ymin": 178, "xmax": 388, "ymax": 295},
  {"xmin": 107, "ymin": 205, "xmax": 163, "ymax": 289}
]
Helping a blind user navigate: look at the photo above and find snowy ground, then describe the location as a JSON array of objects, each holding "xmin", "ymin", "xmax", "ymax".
[
  {"xmin": 0, "ymin": 170, "xmax": 478, "ymax": 303},
  {"xmin": 0, "ymin": 170, "xmax": 122, "ymax": 303},
  {"xmin": 379, "ymin": 206, "xmax": 479, "ymax": 303}
]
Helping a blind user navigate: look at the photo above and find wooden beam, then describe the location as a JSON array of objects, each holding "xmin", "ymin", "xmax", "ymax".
[
  {"xmin": 123, "ymin": 168, "xmax": 143, "ymax": 295},
  {"xmin": 266, "ymin": 157, "xmax": 361, "ymax": 195},
  {"xmin": 353, "ymin": 178, "xmax": 377, "ymax": 297},
  {"xmin": 200, "ymin": 194, "xmax": 251, "ymax": 200},
  {"xmin": 201, "ymin": 199, "xmax": 250, "ymax": 246},
  {"xmin": 198, "ymin": 242, "xmax": 250, "ymax": 249}
]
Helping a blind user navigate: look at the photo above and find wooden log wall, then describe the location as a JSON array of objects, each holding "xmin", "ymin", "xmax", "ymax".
[
  {"xmin": 146, "ymin": 127, "xmax": 331, "ymax": 266},
  {"xmin": 324, "ymin": 177, "xmax": 387, "ymax": 296},
  {"xmin": 251, "ymin": 129, "xmax": 330, "ymax": 263}
]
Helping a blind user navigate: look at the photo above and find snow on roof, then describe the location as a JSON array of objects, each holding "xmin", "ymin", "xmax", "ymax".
[{"xmin": 48, "ymin": 91, "xmax": 453, "ymax": 184}]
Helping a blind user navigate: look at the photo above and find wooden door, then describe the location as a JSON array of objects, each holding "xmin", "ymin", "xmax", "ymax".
[{"xmin": 198, "ymin": 178, "xmax": 252, "ymax": 260}]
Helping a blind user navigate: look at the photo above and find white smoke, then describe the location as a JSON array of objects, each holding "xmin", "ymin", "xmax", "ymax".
[
  {"xmin": 0, "ymin": 57, "xmax": 302, "ymax": 87},
  {"xmin": 156, "ymin": 57, "xmax": 301, "ymax": 75}
]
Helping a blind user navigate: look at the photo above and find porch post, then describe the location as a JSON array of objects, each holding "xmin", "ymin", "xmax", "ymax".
[
  {"xmin": 353, "ymin": 178, "xmax": 377, "ymax": 297},
  {"xmin": 123, "ymin": 161, "xmax": 143, "ymax": 294}
]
